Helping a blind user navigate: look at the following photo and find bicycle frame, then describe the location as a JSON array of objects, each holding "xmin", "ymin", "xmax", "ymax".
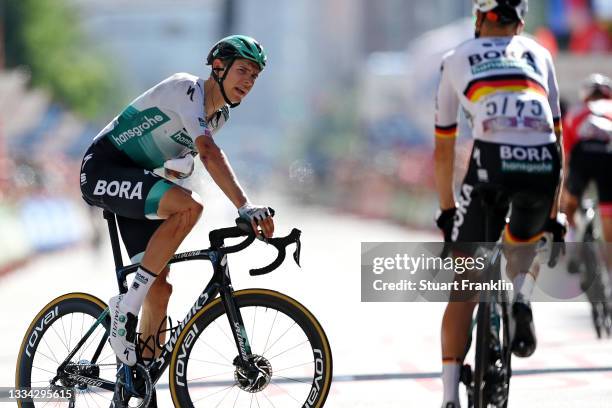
[{"xmin": 53, "ymin": 212, "xmax": 258, "ymax": 393}]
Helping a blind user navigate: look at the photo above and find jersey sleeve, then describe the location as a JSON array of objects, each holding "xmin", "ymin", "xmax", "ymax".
[
  {"xmin": 545, "ymin": 54, "xmax": 562, "ymax": 135},
  {"xmin": 434, "ymin": 52, "xmax": 460, "ymax": 139}
]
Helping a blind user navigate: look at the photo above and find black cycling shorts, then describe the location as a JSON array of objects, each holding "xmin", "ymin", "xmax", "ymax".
[
  {"xmin": 567, "ymin": 140, "xmax": 612, "ymax": 212},
  {"xmin": 80, "ymin": 137, "xmax": 179, "ymax": 260},
  {"xmin": 451, "ymin": 140, "xmax": 561, "ymax": 245}
]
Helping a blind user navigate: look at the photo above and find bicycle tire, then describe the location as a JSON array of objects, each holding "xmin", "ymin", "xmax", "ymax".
[
  {"xmin": 474, "ymin": 301, "xmax": 491, "ymax": 408},
  {"xmin": 169, "ymin": 289, "xmax": 333, "ymax": 408},
  {"xmin": 16, "ymin": 292, "xmax": 117, "ymax": 407},
  {"xmin": 500, "ymin": 295, "xmax": 512, "ymax": 408}
]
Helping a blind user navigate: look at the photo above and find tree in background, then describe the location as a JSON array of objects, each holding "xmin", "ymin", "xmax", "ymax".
[{"xmin": 1, "ymin": 0, "xmax": 123, "ymax": 120}]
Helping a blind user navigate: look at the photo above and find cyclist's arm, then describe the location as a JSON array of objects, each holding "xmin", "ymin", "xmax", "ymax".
[
  {"xmin": 434, "ymin": 54, "xmax": 459, "ymax": 210},
  {"xmin": 547, "ymin": 55, "xmax": 564, "ymax": 218},
  {"xmin": 195, "ymin": 134, "xmax": 248, "ymax": 208},
  {"xmin": 168, "ymin": 77, "xmax": 249, "ymax": 209}
]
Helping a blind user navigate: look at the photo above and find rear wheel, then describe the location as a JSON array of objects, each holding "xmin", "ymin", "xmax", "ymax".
[
  {"xmin": 16, "ymin": 293, "xmax": 118, "ymax": 407},
  {"xmin": 170, "ymin": 289, "xmax": 333, "ymax": 407}
]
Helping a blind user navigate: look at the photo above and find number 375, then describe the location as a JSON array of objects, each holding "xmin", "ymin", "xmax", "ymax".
[{"xmin": 486, "ymin": 97, "xmax": 542, "ymax": 117}]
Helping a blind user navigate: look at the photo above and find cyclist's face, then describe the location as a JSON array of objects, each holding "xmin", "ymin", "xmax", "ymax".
[{"xmin": 223, "ymin": 59, "xmax": 261, "ymax": 102}]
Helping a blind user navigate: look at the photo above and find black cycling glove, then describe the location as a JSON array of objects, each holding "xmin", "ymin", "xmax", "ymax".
[
  {"xmin": 544, "ymin": 213, "xmax": 567, "ymax": 267},
  {"xmin": 435, "ymin": 207, "xmax": 456, "ymax": 243}
]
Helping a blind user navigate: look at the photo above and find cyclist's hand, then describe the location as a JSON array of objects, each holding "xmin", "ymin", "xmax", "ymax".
[
  {"xmin": 238, "ymin": 203, "xmax": 275, "ymax": 238},
  {"xmin": 435, "ymin": 207, "xmax": 456, "ymax": 242},
  {"xmin": 544, "ymin": 213, "xmax": 567, "ymax": 267}
]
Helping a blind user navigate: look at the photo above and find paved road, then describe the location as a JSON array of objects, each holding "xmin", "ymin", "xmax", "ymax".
[{"xmin": 1, "ymin": 197, "xmax": 610, "ymax": 407}]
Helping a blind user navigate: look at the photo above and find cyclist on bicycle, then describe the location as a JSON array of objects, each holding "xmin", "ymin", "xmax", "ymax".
[
  {"xmin": 562, "ymin": 73, "xmax": 612, "ymax": 242},
  {"xmin": 80, "ymin": 35, "xmax": 274, "ymax": 368},
  {"xmin": 434, "ymin": 1, "xmax": 564, "ymax": 406}
]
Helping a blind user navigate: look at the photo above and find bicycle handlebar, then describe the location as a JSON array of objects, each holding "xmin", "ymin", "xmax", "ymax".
[{"xmin": 207, "ymin": 208, "xmax": 302, "ymax": 276}]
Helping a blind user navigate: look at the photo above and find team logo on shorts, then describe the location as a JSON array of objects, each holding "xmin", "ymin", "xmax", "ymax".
[{"xmin": 93, "ymin": 180, "xmax": 143, "ymax": 199}]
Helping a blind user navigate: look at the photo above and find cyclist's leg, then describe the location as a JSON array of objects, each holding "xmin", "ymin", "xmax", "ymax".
[
  {"xmin": 502, "ymin": 192, "xmax": 552, "ymax": 299},
  {"xmin": 138, "ymin": 186, "xmax": 203, "ymax": 274},
  {"xmin": 593, "ymin": 159, "xmax": 612, "ymax": 269},
  {"xmin": 117, "ymin": 217, "xmax": 173, "ymax": 360},
  {"xmin": 440, "ymin": 144, "xmax": 507, "ymax": 405},
  {"xmin": 502, "ymin": 142, "xmax": 560, "ymax": 357},
  {"xmin": 563, "ymin": 142, "xmax": 589, "ymax": 230}
]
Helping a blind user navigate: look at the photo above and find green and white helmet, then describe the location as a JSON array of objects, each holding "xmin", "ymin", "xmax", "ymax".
[
  {"xmin": 207, "ymin": 35, "xmax": 267, "ymax": 71},
  {"xmin": 206, "ymin": 35, "xmax": 267, "ymax": 108}
]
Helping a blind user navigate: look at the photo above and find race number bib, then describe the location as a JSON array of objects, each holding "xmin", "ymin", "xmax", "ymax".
[{"xmin": 476, "ymin": 92, "xmax": 554, "ymax": 135}]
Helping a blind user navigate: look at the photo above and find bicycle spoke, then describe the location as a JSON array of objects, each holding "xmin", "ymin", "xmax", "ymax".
[
  {"xmin": 232, "ymin": 386, "xmax": 240, "ymax": 407},
  {"xmin": 187, "ymin": 357, "xmax": 233, "ymax": 367},
  {"xmin": 261, "ymin": 389, "xmax": 278, "ymax": 408},
  {"xmin": 250, "ymin": 307, "xmax": 258, "ymax": 348},
  {"xmin": 269, "ymin": 379, "xmax": 302, "ymax": 403},
  {"xmin": 273, "ymin": 360, "xmax": 313, "ymax": 374},
  {"xmin": 262, "ymin": 322, "xmax": 297, "ymax": 356},
  {"xmin": 196, "ymin": 338, "xmax": 234, "ymax": 365},
  {"xmin": 42, "ymin": 336, "xmax": 61, "ymax": 364},
  {"xmin": 68, "ymin": 313, "xmax": 74, "ymax": 352},
  {"xmin": 272, "ymin": 373, "xmax": 311, "ymax": 386},
  {"xmin": 262, "ymin": 310, "xmax": 279, "ymax": 355},
  {"xmin": 33, "ymin": 365, "xmax": 57, "ymax": 375},
  {"xmin": 213, "ymin": 319, "xmax": 235, "ymax": 347},
  {"xmin": 78, "ymin": 324, "xmax": 105, "ymax": 362},
  {"xmin": 35, "ymin": 348, "xmax": 60, "ymax": 366},
  {"xmin": 189, "ymin": 369, "xmax": 236, "ymax": 382},
  {"xmin": 267, "ymin": 339, "xmax": 310, "ymax": 361},
  {"xmin": 192, "ymin": 383, "xmax": 235, "ymax": 404},
  {"xmin": 50, "ymin": 324, "xmax": 70, "ymax": 353},
  {"xmin": 214, "ymin": 385, "xmax": 236, "ymax": 408}
]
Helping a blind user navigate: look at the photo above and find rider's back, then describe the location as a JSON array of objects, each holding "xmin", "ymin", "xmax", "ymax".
[{"xmin": 437, "ymin": 35, "xmax": 560, "ymax": 146}]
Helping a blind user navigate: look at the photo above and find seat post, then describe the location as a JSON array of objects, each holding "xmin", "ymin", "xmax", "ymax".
[{"xmin": 102, "ymin": 210, "xmax": 124, "ymax": 270}]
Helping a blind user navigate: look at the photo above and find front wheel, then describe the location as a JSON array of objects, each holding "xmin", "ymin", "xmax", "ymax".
[{"xmin": 169, "ymin": 289, "xmax": 333, "ymax": 407}]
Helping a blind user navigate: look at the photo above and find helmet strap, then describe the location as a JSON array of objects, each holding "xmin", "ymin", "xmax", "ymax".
[{"xmin": 213, "ymin": 59, "xmax": 241, "ymax": 108}]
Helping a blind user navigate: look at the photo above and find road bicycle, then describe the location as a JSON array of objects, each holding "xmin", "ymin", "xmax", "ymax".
[
  {"xmin": 16, "ymin": 210, "xmax": 333, "ymax": 407},
  {"xmin": 567, "ymin": 198, "xmax": 611, "ymax": 338}
]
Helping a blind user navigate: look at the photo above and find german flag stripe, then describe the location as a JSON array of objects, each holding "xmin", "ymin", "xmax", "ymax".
[
  {"xmin": 435, "ymin": 123, "xmax": 458, "ymax": 139},
  {"xmin": 464, "ymin": 75, "xmax": 547, "ymax": 102},
  {"xmin": 553, "ymin": 117, "xmax": 562, "ymax": 133},
  {"xmin": 503, "ymin": 225, "xmax": 543, "ymax": 244}
]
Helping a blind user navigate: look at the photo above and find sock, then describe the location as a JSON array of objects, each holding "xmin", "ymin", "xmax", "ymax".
[
  {"xmin": 513, "ymin": 273, "xmax": 535, "ymax": 304},
  {"xmin": 441, "ymin": 361, "xmax": 461, "ymax": 405},
  {"xmin": 121, "ymin": 266, "xmax": 158, "ymax": 315}
]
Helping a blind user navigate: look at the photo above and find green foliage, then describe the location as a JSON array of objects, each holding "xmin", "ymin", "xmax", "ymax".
[{"xmin": 2, "ymin": 0, "xmax": 122, "ymax": 119}]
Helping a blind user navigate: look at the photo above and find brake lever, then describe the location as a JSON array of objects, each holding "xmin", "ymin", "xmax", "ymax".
[{"xmin": 249, "ymin": 228, "xmax": 302, "ymax": 276}]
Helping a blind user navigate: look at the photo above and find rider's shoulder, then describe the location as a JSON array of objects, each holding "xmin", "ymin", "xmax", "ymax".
[
  {"xmin": 441, "ymin": 38, "xmax": 481, "ymax": 64},
  {"xmin": 513, "ymin": 35, "xmax": 554, "ymax": 60},
  {"xmin": 161, "ymin": 72, "xmax": 201, "ymax": 87}
]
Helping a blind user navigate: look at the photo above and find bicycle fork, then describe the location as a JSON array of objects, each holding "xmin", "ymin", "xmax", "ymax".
[{"xmin": 220, "ymin": 286, "xmax": 253, "ymax": 366}]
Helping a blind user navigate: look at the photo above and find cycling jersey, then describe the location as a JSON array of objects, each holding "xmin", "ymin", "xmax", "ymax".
[
  {"xmin": 94, "ymin": 72, "xmax": 229, "ymax": 169},
  {"xmin": 564, "ymin": 99, "xmax": 612, "ymax": 216},
  {"xmin": 435, "ymin": 35, "xmax": 561, "ymax": 146},
  {"xmin": 563, "ymin": 99, "xmax": 612, "ymax": 154}
]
